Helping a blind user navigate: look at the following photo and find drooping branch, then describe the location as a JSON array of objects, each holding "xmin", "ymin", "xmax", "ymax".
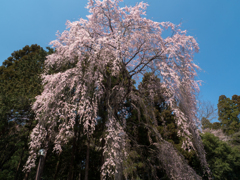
[{"xmin": 24, "ymin": 0, "xmax": 211, "ymax": 179}]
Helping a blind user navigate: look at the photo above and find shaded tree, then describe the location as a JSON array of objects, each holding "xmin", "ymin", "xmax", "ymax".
[
  {"xmin": 123, "ymin": 72, "xmax": 205, "ymax": 179},
  {"xmin": 0, "ymin": 44, "xmax": 53, "ymax": 179},
  {"xmin": 201, "ymin": 117, "xmax": 212, "ymax": 130},
  {"xmin": 230, "ymin": 131, "xmax": 240, "ymax": 151},
  {"xmin": 218, "ymin": 95, "xmax": 240, "ymax": 135},
  {"xmin": 201, "ymin": 132, "xmax": 240, "ymax": 180}
]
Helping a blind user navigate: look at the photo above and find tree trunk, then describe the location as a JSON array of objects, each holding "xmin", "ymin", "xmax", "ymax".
[
  {"xmin": 14, "ymin": 146, "xmax": 25, "ymax": 180},
  {"xmin": 68, "ymin": 116, "xmax": 79, "ymax": 180},
  {"xmin": 54, "ymin": 154, "xmax": 61, "ymax": 180},
  {"xmin": 76, "ymin": 123, "xmax": 82, "ymax": 180},
  {"xmin": 68, "ymin": 136, "xmax": 76, "ymax": 180},
  {"xmin": 35, "ymin": 155, "xmax": 43, "ymax": 180},
  {"xmin": 41, "ymin": 150, "xmax": 48, "ymax": 177},
  {"xmin": 100, "ymin": 138, "xmax": 105, "ymax": 180},
  {"xmin": 114, "ymin": 154, "xmax": 123, "ymax": 180},
  {"xmin": 23, "ymin": 171, "xmax": 29, "ymax": 180},
  {"xmin": 35, "ymin": 149, "xmax": 47, "ymax": 180},
  {"xmin": 100, "ymin": 101, "xmax": 107, "ymax": 180},
  {"xmin": 84, "ymin": 139, "xmax": 90, "ymax": 180},
  {"xmin": 76, "ymin": 122, "xmax": 83, "ymax": 180}
]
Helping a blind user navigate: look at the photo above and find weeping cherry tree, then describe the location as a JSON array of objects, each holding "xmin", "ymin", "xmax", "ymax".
[{"xmin": 24, "ymin": 0, "xmax": 211, "ymax": 179}]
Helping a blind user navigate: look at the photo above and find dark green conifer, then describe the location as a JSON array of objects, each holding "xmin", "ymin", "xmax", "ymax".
[
  {"xmin": 0, "ymin": 44, "xmax": 53, "ymax": 179},
  {"xmin": 218, "ymin": 95, "xmax": 240, "ymax": 135}
]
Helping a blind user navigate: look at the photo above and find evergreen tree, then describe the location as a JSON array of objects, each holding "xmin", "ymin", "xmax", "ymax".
[
  {"xmin": 218, "ymin": 95, "xmax": 240, "ymax": 135},
  {"xmin": 211, "ymin": 122, "xmax": 221, "ymax": 130},
  {"xmin": 0, "ymin": 44, "xmax": 53, "ymax": 179},
  {"xmin": 231, "ymin": 131, "xmax": 240, "ymax": 151},
  {"xmin": 201, "ymin": 98, "xmax": 240, "ymax": 179},
  {"xmin": 201, "ymin": 117, "xmax": 212, "ymax": 130},
  {"xmin": 123, "ymin": 72, "xmax": 204, "ymax": 179},
  {"xmin": 201, "ymin": 132, "xmax": 240, "ymax": 180}
]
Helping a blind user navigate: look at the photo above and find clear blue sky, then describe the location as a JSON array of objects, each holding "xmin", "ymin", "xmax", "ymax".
[{"xmin": 1, "ymin": 0, "xmax": 240, "ymax": 122}]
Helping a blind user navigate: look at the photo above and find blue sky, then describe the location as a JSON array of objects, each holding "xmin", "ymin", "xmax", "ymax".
[{"xmin": 1, "ymin": 0, "xmax": 240, "ymax": 122}]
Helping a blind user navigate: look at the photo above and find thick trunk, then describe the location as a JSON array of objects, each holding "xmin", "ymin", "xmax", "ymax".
[
  {"xmin": 84, "ymin": 139, "xmax": 90, "ymax": 180},
  {"xmin": 35, "ymin": 150, "xmax": 47, "ymax": 180}
]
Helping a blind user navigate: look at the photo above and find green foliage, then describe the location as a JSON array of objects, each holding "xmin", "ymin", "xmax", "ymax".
[
  {"xmin": 218, "ymin": 95, "xmax": 240, "ymax": 135},
  {"xmin": 201, "ymin": 96, "xmax": 240, "ymax": 179},
  {"xmin": 230, "ymin": 131, "xmax": 240, "ymax": 151},
  {"xmin": 212, "ymin": 122, "xmax": 221, "ymax": 130},
  {"xmin": 122, "ymin": 72, "xmax": 207, "ymax": 179},
  {"xmin": 0, "ymin": 44, "xmax": 53, "ymax": 179},
  {"xmin": 201, "ymin": 117, "xmax": 212, "ymax": 130},
  {"xmin": 3, "ymin": 45, "xmax": 240, "ymax": 180},
  {"xmin": 201, "ymin": 132, "xmax": 240, "ymax": 180}
]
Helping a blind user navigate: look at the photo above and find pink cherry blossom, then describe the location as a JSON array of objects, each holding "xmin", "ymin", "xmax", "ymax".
[{"xmin": 23, "ymin": 0, "xmax": 211, "ymax": 178}]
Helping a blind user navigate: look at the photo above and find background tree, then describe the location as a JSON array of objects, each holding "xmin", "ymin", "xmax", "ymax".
[
  {"xmin": 230, "ymin": 131, "xmax": 240, "ymax": 151},
  {"xmin": 197, "ymin": 100, "xmax": 217, "ymax": 123},
  {"xmin": 201, "ymin": 117, "xmax": 212, "ymax": 130},
  {"xmin": 218, "ymin": 95, "xmax": 240, "ymax": 135},
  {"xmin": 201, "ymin": 132, "xmax": 240, "ymax": 180},
  {"xmin": 0, "ymin": 44, "xmax": 53, "ymax": 179},
  {"xmin": 199, "ymin": 95, "xmax": 240, "ymax": 179},
  {"xmin": 123, "ymin": 72, "xmax": 206, "ymax": 179}
]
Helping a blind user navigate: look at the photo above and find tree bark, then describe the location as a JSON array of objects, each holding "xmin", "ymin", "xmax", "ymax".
[
  {"xmin": 23, "ymin": 171, "xmax": 29, "ymax": 180},
  {"xmin": 35, "ymin": 155, "xmax": 43, "ymax": 180},
  {"xmin": 54, "ymin": 154, "xmax": 61, "ymax": 180},
  {"xmin": 84, "ymin": 139, "xmax": 90, "ymax": 180},
  {"xmin": 114, "ymin": 151, "xmax": 123, "ymax": 180},
  {"xmin": 40, "ymin": 150, "xmax": 48, "ymax": 177},
  {"xmin": 35, "ymin": 149, "xmax": 47, "ymax": 180},
  {"xmin": 78, "ymin": 172, "xmax": 81, "ymax": 180},
  {"xmin": 68, "ymin": 115, "xmax": 79, "ymax": 180},
  {"xmin": 68, "ymin": 136, "xmax": 76, "ymax": 180},
  {"xmin": 76, "ymin": 123, "xmax": 82, "ymax": 180},
  {"xmin": 100, "ymin": 100, "xmax": 107, "ymax": 180},
  {"xmin": 100, "ymin": 138, "xmax": 105, "ymax": 180},
  {"xmin": 14, "ymin": 146, "xmax": 25, "ymax": 180}
]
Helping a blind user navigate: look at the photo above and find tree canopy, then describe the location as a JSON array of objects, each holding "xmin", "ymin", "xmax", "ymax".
[
  {"xmin": 201, "ymin": 132, "xmax": 240, "ymax": 180},
  {"xmin": 218, "ymin": 95, "xmax": 240, "ymax": 135},
  {"xmin": 0, "ymin": 44, "xmax": 53, "ymax": 179},
  {"xmin": 22, "ymin": 0, "xmax": 211, "ymax": 179}
]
